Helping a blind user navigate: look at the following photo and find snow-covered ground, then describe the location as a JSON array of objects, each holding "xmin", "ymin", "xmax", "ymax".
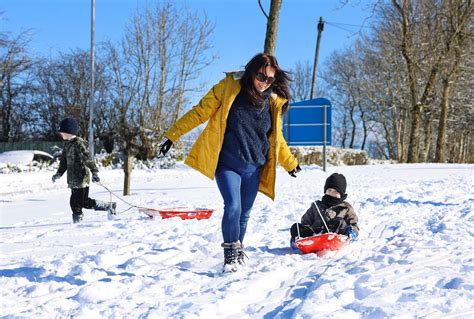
[{"xmin": 0, "ymin": 163, "xmax": 473, "ymax": 318}]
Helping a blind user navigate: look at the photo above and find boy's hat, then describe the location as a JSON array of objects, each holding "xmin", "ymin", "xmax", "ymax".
[
  {"xmin": 324, "ymin": 173, "xmax": 347, "ymax": 196},
  {"xmin": 59, "ymin": 117, "xmax": 79, "ymax": 135}
]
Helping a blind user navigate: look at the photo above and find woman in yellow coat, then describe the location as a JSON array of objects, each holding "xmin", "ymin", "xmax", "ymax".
[{"xmin": 160, "ymin": 53, "xmax": 301, "ymax": 272}]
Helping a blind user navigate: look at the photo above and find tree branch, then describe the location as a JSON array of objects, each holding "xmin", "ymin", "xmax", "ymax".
[{"xmin": 258, "ymin": 0, "xmax": 269, "ymax": 19}]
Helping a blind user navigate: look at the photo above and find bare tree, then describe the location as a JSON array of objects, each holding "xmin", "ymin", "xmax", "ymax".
[
  {"xmin": 315, "ymin": 0, "xmax": 472, "ymax": 162},
  {"xmin": 322, "ymin": 44, "xmax": 371, "ymax": 150},
  {"xmin": 168, "ymin": 8, "xmax": 215, "ymax": 123},
  {"xmin": 31, "ymin": 58, "xmax": 65, "ymax": 139},
  {"xmin": 32, "ymin": 50, "xmax": 108, "ymax": 140},
  {"xmin": 390, "ymin": 0, "xmax": 471, "ymax": 162},
  {"xmin": 445, "ymin": 51, "xmax": 473, "ymax": 163},
  {"xmin": 289, "ymin": 60, "xmax": 312, "ymax": 102},
  {"xmin": 434, "ymin": 0, "xmax": 472, "ymax": 162},
  {"xmin": 0, "ymin": 31, "xmax": 33, "ymax": 141},
  {"xmin": 103, "ymin": 2, "xmax": 215, "ymax": 195},
  {"xmin": 103, "ymin": 40, "xmax": 140, "ymax": 195}
]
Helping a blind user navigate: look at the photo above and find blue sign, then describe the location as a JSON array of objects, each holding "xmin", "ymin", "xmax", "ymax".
[{"xmin": 283, "ymin": 98, "xmax": 332, "ymax": 146}]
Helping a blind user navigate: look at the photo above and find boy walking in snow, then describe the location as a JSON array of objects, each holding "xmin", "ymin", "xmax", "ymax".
[
  {"xmin": 51, "ymin": 117, "xmax": 116, "ymax": 223},
  {"xmin": 290, "ymin": 173, "xmax": 359, "ymax": 248}
]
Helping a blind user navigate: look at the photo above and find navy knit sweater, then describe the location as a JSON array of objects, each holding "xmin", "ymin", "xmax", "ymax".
[{"xmin": 219, "ymin": 91, "xmax": 272, "ymax": 167}]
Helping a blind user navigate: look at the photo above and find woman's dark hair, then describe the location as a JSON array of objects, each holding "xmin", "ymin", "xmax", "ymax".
[{"xmin": 240, "ymin": 53, "xmax": 292, "ymax": 113}]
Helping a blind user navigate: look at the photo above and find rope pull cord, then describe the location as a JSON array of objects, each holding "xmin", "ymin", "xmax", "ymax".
[
  {"xmin": 93, "ymin": 155, "xmax": 169, "ymax": 215},
  {"xmin": 96, "ymin": 181, "xmax": 148, "ymax": 215},
  {"xmin": 314, "ymin": 201, "xmax": 330, "ymax": 233}
]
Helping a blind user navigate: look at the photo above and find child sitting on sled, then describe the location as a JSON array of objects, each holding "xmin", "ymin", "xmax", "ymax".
[{"xmin": 290, "ymin": 173, "xmax": 359, "ymax": 249}]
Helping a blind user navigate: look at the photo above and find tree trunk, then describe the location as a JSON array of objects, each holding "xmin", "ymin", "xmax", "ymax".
[
  {"xmin": 407, "ymin": 103, "xmax": 422, "ymax": 162},
  {"xmin": 123, "ymin": 151, "xmax": 133, "ymax": 196},
  {"xmin": 392, "ymin": 0, "xmax": 441, "ymax": 163},
  {"xmin": 349, "ymin": 108, "xmax": 356, "ymax": 149},
  {"xmin": 383, "ymin": 121, "xmax": 395, "ymax": 159},
  {"xmin": 358, "ymin": 102, "xmax": 368, "ymax": 150},
  {"xmin": 397, "ymin": 108, "xmax": 406, "ymax": 162},
  {"xmin": 462, "ymin": 132, "xmax": 472, "ymax": 163},
  {"xmin": 341, "ymin": 111, "xmax": 348, "ymax": 148},
  {"xmin": 392, "ymin": 0, "xmax": 420, "ymax": 163},
  {"xmin": 435, "ymin": 79, "xmax": 450, "ymax": 162},
  {"xmin": 173, "ymin": 51, "xmax": 186, "ymax": 123},
  {"xmin": 460, "ymin": 132, "xmax": 469, "ymax": 163},
  {"xmin": 2, "ymin": 75, "xmax": 13, "ymax": 142},
  {"xmin": 420, "ymin": 111, "xmax": 433, "ymax": 162},
  {"xmin": 435, "ymin": 41, "xmax": 463, "ymax": 163},
  {"xmin": 263, "ymin": 0, "xmax": 282, "ymax": 54},
  {"xmin": 1, "ymin": 103, "xmax": 11, "ymax": 142}
]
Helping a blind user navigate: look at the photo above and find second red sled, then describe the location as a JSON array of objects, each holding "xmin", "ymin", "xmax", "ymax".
[{"xmin": 139, "ymin": 207, "xmax": 214, "ymax": 220}]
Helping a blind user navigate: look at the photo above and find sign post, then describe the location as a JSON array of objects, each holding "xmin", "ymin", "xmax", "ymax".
[{"xmin": 323, "ymin": 102, "xmax": 327, "ymax": 171}]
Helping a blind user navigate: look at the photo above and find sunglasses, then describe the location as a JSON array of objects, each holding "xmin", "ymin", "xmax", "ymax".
[{"xmin": 255, "ymin": 72, "xmax": 275, "ymax": 85}]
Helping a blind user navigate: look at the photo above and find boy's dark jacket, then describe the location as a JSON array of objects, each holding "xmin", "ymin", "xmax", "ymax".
[
  {"xmin": 301, "ymin": 200, "xmax": 359, "ymax": 235},
  {"xmin": 55, "ymin": 137, "xmax": 98, "ymax": 188}
]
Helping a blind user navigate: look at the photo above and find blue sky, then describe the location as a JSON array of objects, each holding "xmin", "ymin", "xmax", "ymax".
[{"xmin": 2, "ymin": 0, "xmax": 373, "ymax": 88}]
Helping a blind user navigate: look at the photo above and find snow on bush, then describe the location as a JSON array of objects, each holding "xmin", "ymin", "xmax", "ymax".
[
  {"xmin": 0, "ymin": 147, "xmax": 181, "ymax": 174},
  {"xmin": 290, "ymin": 146, "xmax": 370, "ymax": 166},
  {"xmin": 1, "ymin": 145, "xmax": 376, "ymax": 174},
  {"xmin": 0, "ymin": 160, "xmax": 52, "ymax": 174}
]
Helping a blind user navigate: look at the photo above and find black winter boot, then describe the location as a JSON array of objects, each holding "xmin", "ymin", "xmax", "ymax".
[
  {"xmin": 221, "ymin": 242, "xmax": 241, "ymax": 273},
  {"xmin": 72, "ymin": 213, "xmax": 83, "ymax": 223},
  {"xmin": 95, "ymin": 200, "xmax": 110, "ymax": 211},
  {"xmin": 237, "ymin": 242, "xmax": 248, "ymax": 265},
  {"xmin": 95, "ymin": 200, "xmax": 117, "ymax": 220},
  {"xmin": 107, "ymin": 202, "xmax": 117, "ymax": 220}
]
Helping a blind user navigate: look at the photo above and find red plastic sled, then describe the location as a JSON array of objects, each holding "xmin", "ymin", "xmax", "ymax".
[
  {"xmin": 139, "ymin": 207, "xmax": 214, "ymax": 220},
  {"xmin": 295, "ymin": 233, "xmax": 349, "ymax": 254}
]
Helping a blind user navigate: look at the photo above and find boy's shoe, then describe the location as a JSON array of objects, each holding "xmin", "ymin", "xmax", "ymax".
[
  {"xmin": 95, "ymin": 200, "xmax": 117, "ymax": 220},
  {"xmin": 107, "ymin": 202, "xmax": 117, "ymax": 220},
  {"xmin": 95, "ymin": 200, "xmax": 116, "ymax": 213},
  {"xmin": 290, "ymin": 238, "xmax": 299, "ymax": 251},
  {"xmin": 94, "ymin": 200, "xmax": 108, "ymax": 211},
  {"xmin": 72, "ymin": 213, "xmax": 83, "ymax": 223},
  {"xmin": 108, "ymin": 202, "xmax": 117, "ymax": 215},
  {"xmin": 344, "ymin": 227, "xmax": 358, "ymax": 241}
]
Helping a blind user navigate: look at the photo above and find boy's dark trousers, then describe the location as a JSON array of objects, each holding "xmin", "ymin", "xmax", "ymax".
[
  {"xmin": 290, "ymin": 223, "xmax": 315, "ymax": 239},
  {"xmin": 327, "ymin": 218, "xmax": 348, "ymax": 234},
  {"xmin": 70, "ymin": 187, "xmax": 96, "ymax": 222},
  {"xmin": 291, "ymin": 218, "xmax": 348, "ymax": 239}
]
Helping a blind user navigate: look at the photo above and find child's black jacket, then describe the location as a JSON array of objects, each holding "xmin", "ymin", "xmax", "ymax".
[{"xmin": 301, "ymin": 200, "xmax": 359, "ymax": 235}]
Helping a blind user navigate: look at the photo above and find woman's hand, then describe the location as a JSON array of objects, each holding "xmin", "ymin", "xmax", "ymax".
[
  {"xmin": 159, "ymin": 139, "xmax": 173, "ymax": 156},
  {"xmin": 288, "ymin": 165, "xmax": 301, "ymax": 177}
]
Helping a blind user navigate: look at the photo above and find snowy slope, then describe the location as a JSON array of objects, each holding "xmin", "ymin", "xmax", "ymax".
[{"xmin": 0, "ymin": 163, "xmax": 473, "ymax": 318}]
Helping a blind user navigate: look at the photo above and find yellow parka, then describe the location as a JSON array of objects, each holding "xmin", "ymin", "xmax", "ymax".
[{"xmin": 165, "ymin": 72, "xmax": 298, "ymax": 200}]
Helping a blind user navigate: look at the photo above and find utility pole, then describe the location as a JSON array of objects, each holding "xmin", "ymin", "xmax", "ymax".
[
  {"xmin": 88, "ymin": 0, "xmax": 95, "ymax": 156},
  {"xmin": 310, "ymin": 17, "xmax": 324, "ymax": 99}
]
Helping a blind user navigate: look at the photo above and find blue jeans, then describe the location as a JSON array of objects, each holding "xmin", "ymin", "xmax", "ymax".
[{"xmin": 215, "ymin": 161, "xmax": 261, "ymax": 244}]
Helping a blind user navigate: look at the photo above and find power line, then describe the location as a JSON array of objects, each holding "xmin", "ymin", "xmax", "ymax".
[
  {"xmin": 325, "ymin": 20, "xmax": 371, "ymax": 29},
  {"xmin": 325, "ymin": 22, "xmax": 357, "ymax": 34}
]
